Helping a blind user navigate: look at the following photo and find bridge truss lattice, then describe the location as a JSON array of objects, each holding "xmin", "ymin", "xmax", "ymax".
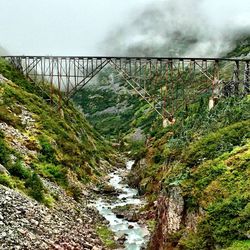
[{"xmin": 1, "ymin": 56, "xmax": 249, "ymax": 123}]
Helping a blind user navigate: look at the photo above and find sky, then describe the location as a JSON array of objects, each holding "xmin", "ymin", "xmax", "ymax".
[{"xmin": 0, "ymin": 0, "xmax": 250, "ymax": 56}]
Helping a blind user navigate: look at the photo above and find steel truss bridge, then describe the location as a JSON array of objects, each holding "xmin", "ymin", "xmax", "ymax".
[{"xmin": 1, "ymin": 56, "xmax": 249, "ymax": 123}]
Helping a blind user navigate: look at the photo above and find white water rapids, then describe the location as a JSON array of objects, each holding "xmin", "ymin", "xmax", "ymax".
[{"xmin": 94, "ymin": 160, "xmax": 149, "ymax": 249}]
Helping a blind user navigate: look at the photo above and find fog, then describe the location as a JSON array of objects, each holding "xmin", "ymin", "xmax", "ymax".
[
  {"xmin": 103, "ymin": 0, "xmax": 250, "ymax": 57},
  {"xmin": 0, "ymin": 0, "xmax": 250, "ymax": 57}
]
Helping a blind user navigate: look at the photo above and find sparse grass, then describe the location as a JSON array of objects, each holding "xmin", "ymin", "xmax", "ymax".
[
  {"xmin": 96, "ymin": 224, "xmax": 117, "ymax": 249},
  {"xmin": 0, "ymin": 173, "xmax": 14, "ymax": 188}
]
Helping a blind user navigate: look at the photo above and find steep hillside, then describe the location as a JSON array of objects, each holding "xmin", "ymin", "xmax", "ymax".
[
  {"xmin": 0, "ymin": 58, "xmax": 117, "ymax": 249},
  {"xmin": 74, "ymin": 36, "xmax": 250, "ymax": 249},
  {"xmin": 127, "ymin": 39, "xmax": 250, "ymax": 249},
  {"xmin": 131, "ymin": 95, "xmax": 250, "ymax": 249},
  {"xmin": 73, "ymin": 70, "xmax": 149, "ymax": 140}
]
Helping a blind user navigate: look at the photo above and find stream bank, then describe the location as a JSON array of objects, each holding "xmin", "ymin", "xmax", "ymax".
[{"xmin": 94, "ymin": 160, "xmax": 150, "ymax": 250}]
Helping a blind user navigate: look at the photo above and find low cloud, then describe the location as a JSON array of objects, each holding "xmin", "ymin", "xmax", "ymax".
[{"xmin": 103, "ymin": 0, "xmax": 250, "ymax": 57}]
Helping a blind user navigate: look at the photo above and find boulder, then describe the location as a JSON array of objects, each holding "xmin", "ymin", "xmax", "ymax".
[{"xmin": 0, "ymin": 164, "xmax": 9, "ymax": 175}]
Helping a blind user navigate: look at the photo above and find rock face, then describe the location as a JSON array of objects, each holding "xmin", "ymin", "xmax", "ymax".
[
  {"xmin": 166, "ymin": 186, "xmax": 184, "ymax": 233},
  {"xmin": 0, "ymin": 184, "xmax": 105, "ymax": 250},
  {"xmin": 0, "ymin": 164, "xmax": 9, "ymax": 174},
  {"xmin": 149, "ymin": 186, "xmax": 184, "ymax": 250}
]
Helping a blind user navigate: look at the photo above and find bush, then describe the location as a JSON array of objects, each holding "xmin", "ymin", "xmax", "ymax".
[
  {"xmin": 129, "ymin": 140, "xmax": 147, "ymax": 159},
  {"xmin": 0, "ymin": 173, "xmax": 14, "ymax": 188},
  {"xmin": 69, "ymin": 185, "xmax": 82, "ymax": 201},
  {"xmin": 25, "ymin": 173, "xmax": 45, "ymax": 202},
  {"xmin": 223, "ymin": 240, "xmax": 250, "ymax": 250},
  {"xmin": 35, "ymin": 163, "xmax": 68, "ymax": 186},
  {"xmin": 195, "ymin": 195, "xmax": 250, "ymax": 248},
  {"xmin": 184, "ymin": 120, "xmax": 250, "ymax": 167},
  {"xmin": 38, "ymin": 136, "xmax": 57, "ymax": 163},
  {"xmin": 8, "ymin": 161, "xmax": 31, "ymax": 179},
  {"xmin": 0, "ymin": 134, "xmax": 10, "ymax": 166}
]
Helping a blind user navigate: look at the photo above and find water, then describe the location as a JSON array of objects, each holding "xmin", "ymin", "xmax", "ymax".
[{"xmin": 94, "ymin": 160, "xmax": 149, "ymax": 250}]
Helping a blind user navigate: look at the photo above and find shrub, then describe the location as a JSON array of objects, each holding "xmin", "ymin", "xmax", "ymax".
[
  {"xmin": 223, "ymin": 240, "xmax": 250, "ymax": 250},
  {"xmin": 25, "ymin": 173, "xmax": 45, "ymax": 202},
  {"xmin": 0, "ymin": 174, "xmax": 14, "ymax": 188},
  {"xmin": 38, "ymin": 136, "xmax": 57, "ymax": 163},
  {"xmin": 195, "ymin": 195, "xmax": 250, "ymax": 248},
  {"xmin": 68, "ymin": 185, "xmax": 82, "ymax": 202},
  {"xmin": 35, "ymin": 163, "xmax": 68, "ymax": 186},
  {"xmin": 8, "ymin": 161, "xmax": 31, "ymax": 179},
  {"xmin": 0, "ymin": 134, "xmax": 10, "ymax": 166},
  {"xmin": 184, "ymin": 120, "xmax": 250, "ymax": 167},
  {"xmin": 129, "ymin": 140, "xmax": 147, "ymax": 159}
]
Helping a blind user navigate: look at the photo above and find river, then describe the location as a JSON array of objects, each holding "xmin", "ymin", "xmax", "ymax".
[{"xmin": 94, "ymin": 160, "xmax": 149, "ymax": 249}]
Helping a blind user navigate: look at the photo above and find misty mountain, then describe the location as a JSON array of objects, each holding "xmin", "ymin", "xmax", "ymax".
[{"xmin": 103, "ymin": 0, "xmax": 250, "ymax": 57}]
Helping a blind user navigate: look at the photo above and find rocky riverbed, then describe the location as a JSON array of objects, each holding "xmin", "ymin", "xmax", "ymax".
[
  {"xmin": 0, "ymin": 160, "xmax": 150, "ymax": 250},
  {"xmin": 93, "ymin": 161, "xmax": 150, "ymax": 250}
]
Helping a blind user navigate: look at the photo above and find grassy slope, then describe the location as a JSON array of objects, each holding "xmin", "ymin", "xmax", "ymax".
[
  {"xmin": 0, "ymin": 59, "xmax": 114, "ymax": 205},
  {"xmin": 140, "ymin": 98, "xmax": 250, "ymax": 249},
  {"xmin": 73, "ymin": 70, "xmax": 147, "ymax": 139},
  {"xmin": 127, "ymin": 38, "xmax": 250, "ymax": 249}
]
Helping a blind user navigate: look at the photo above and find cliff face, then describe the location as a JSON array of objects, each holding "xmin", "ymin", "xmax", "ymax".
[
  {"xmin": 130, "ymin": 103, "xmax": 250, "ymax": 249},
  {"xmin": 0, "ymin": 58, "xmax": 116, "ymax": 249}
]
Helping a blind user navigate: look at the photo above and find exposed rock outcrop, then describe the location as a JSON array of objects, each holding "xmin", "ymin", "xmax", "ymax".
[{"xmin": 149, "ymin": 186, "xmax": 184, "ymax": 250}]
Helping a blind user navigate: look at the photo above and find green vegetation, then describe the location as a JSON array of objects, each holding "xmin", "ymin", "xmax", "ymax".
[
  {"xmin": 96, "ymin": 224, "xmax": 117, "ymax": 249},
  {"xmin": 223, "ymin": 240, "xmax": 250, "ymax": 250},
  {"xmin": 227, "ymin": 36, "xmax": 250, "ymax": 57},
  {"xmin": 1, "ymin": 35, "xmax": 250, "ymax": 249},
  {"xmin": 0, "ymin": 58, "xmax": 114, "ymax": 204},
  {"xmin": 25, "ymin": 173, "xmax": 46, "ymax": 203},
  {"xmin": 0, "ymin": 131, "xmax": 11, "ymax": 165},
  {"xmin": 72, "ymin": 38, "xmax": 250, "ymax": 249},
  {"xmin": 0, "ymin": 173, "xmax": 14, "ymax": 188},
  {"xmin": 130, "ymin": 94, "xmax": 250, "ymax": 249}
]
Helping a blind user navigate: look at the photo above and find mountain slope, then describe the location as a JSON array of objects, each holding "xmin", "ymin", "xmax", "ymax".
[
  {"xmin": 74, "ymin": 36, "xmax": 250, "ymax": 249},
  {"xmin": 0, "ymin": 58, "xmax": 117, "ymax": 249}
]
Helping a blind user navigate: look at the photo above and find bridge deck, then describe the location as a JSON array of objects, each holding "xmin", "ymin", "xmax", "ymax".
[{"xmin": 1, "ymin": 55, "xmax": 249, "ymax": 62}]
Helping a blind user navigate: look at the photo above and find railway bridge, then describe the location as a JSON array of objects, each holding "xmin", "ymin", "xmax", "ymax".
[{"xmin": 1, "ymin": 56, "xmax": 249, "ymax": 124}]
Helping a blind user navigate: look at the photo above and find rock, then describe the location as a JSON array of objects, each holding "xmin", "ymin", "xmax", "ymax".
[
  {"xmin": 117, "ymin": 234, "xmax": 127, "ymax": 245},
  {"xmin": 82, "ymin": 242, "xmax": 93, "ymax": 249},
  {"xmin": 0, "ymin": 74, "xmax": 8, "ymax": 83},
  {"xmin": 0, "ymin": 182, "xmax": 107, "ymax": 250},
  {"xmin": 30, "ymin": 219, "xmax": 39, "ymax": 226},
  {"xmin": 0, "ymin": 164, "xmax": 9, "ymax": 174},
  {"xmin": 166, "ymin": 186, "xmax": 184, "ymax": 232},
  {"xmin": 116, "ymin": 214, "xmax": 125, "ymax": 219},
  {"xmin": 127, "ymin": 213, "xmax": 139, "ymax": 222},
  {"xmin": 99, "ymin": 184, "xmax": 117, "ymax": 194},
  {"xmin": 17, "ymin": 229, "xmax": 26, "ymax": 235},
  {"xmin": 1, "ymin": 232, "xmax": 7, "ymax": 238},
  {"xmin": 92, "ymin": 247, "xmax": 101, "ymax": 250},
  {"xmin": 128, "ymin": 224, "xmax": 134, "ymax": 229}
]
